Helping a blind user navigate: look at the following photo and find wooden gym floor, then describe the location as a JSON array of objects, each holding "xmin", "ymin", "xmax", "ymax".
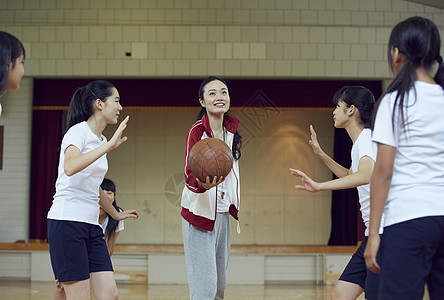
[
  {"xmin": 0, "ymin": 280, "xmax": 341, "ymax": 300},
  {"xmin": 0, "ymin": 244, "xmax": 432, "ymax": 299},
  {"xmin": 0, "ymin": 280, "xmax": 433, "ymax": 300}
]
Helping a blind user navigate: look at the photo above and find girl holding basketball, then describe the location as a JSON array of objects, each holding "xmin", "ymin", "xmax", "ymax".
[
  {"xmin": 0, "ymin": 31, "xmax": 25, "ymax": 114},
  {"xmin": 181, "ymin": 76, "xmax": 242, "ymax": 300},
  {"xmin": 47, "ymin": 80, "xmax": 138, "ymax": 300},
  {"xmin": 53, "ymin": 177, "xmax": 126, "ymax": 300},
  {"xmin": 364, "ymin": 16, "xmax": 444, "ymax": 299},
  {"xmin": 290, "ymin": 86, "xmax": 382, "ymax": 300}
]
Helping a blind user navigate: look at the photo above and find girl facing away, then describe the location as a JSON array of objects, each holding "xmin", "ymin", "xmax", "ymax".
[
  {"xmin": 181, "ymin": 76, "xmax": 242, "ymax": 300},
  {"xmin": 364, "ymin": 16, "xmax": 444, "ymax": 299},
  {"xmin": 0, "ymin": 31, "xmax": 25, "ymax": 115},
  {"xmin": 290, "ymin": 86, "xmax": 383, "ymax": 300},
  {"xmin": 47, "ymin": 80, "xmax": 138, "ymax": 300}
]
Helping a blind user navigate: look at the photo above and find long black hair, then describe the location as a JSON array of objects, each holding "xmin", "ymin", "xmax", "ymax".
[
  {"xmin": 373, "ymin": 16, "xmax": 444, "ymax": 130},
  {"xmin": 100, "ymin": 178, "xmax": 123, "ymax": 243},
  {"xmin": 0, "ymin": 31, "xmax": 25, "ymax": 96},
  {"xmin": 66, "ymin": 80, "xmax": 115, "ymax": 130},
  {"xmin": 197, "ymin": 76, "xmax": 242, "ymax": 161},
  {"xmin": 333, "ymin": 86, "xmax": 375, "ymax": 128}
]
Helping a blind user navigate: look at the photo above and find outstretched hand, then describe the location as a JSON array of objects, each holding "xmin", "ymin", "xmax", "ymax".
[
  {"xmin": 117, "ymin": 209, "xmax": 139, "ymax": 221},
  {"xmin": 290, "ymin": 168, "xmax": 321, "ymax": 192},
  {"xmin": 108, "ymin": 116, "xmax": 129, "ymax": 150},
  {"xmin": 308, "ymin": 125, "xmax": 323, "ymax": 156},
  {"xmin": 196, "ymin": 176, "xmax": 225, "ymax": 190}
]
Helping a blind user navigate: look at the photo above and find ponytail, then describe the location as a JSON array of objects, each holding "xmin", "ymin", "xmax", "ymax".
[
  {"xmin": 377, "ymin": 60, "xmax": 417, "ymax": 130},
  {"xmin": 373, "ymin": 17, "xmax": 442, "ymax": 130},
  {"xmin": 66, "ymin": 80, "xmax": 115, "ymax": 129},
  {"xmin": 434, "ymin": 56, "xmax": 444, "ymax": 90}
]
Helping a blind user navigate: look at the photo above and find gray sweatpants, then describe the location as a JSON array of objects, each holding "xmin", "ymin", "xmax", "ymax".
[{"xmin": 182, "ymin": 213, "xmax": 231, "ymax": 300}]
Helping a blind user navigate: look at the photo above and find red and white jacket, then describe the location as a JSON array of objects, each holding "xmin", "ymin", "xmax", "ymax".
[{"xmin": 181, "ymin": 113, "xmax": 241, "ymax": 232}]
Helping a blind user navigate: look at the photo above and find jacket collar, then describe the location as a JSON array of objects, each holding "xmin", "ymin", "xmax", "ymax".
[{"xmin": 201, "ymin": 113, "xmax": 239, "ymax": 136}]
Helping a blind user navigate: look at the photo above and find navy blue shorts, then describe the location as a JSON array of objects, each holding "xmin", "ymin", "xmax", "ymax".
[
  {"xmin": 47, "ymin": 219, "xmax": 113, "ymax": 282},
  {"xmin": 339, "ymin": 237, "xmax": 380, "ymax": 300},
  {"xmin": 379, "ymin": 216, "xmax": 444, "ymax": 300}
]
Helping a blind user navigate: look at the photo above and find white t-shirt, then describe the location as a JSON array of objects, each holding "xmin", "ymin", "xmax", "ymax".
[
  {"xmin": 48, "ymin": 121, "xmax": 108, "ymax": 225},
  {"xmin": 100, "ymin": 215, "xmax": 124, "ymax": 234},
  {"xmin": 217, "ymin": 139, "xmax": 232, "ymax": 213},
  {"xmin": 217, "ymin": 176, "xmax": 231, "ymax": 213},
  {"xmin": 373, "ymin": 81, "xmax": 444, "ymax": 227},
  {"xmin": 351, "ymin": 128, "xmax": 383, "ymax": 235}
]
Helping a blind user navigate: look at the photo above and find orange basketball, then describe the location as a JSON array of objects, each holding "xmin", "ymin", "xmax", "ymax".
[{"xmin": 188, "ymin": 138, "xmax": 234, "ymax": 182}]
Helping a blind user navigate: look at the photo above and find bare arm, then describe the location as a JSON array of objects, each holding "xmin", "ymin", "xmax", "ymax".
[
  {"xmin": 309, "ymin": 125, "xmax": 349, "ymax": 178},
  {"xmin": 99, "ymin": 187, "xmax": 138, "ymax": 221},
  {"xmin": 290, "ymin": 155, "xmax": 374, "ymax": 192},
  {"xmin": 64, "ymin": 116, "xmax": 129, "ymax": 176},
  {"xmin": 106, "ymin": 231, "xmax": 119, "ymax": 257},
  {"xmin": 364, "ymin": 143, "xmax": 396, "ymax": 274}
]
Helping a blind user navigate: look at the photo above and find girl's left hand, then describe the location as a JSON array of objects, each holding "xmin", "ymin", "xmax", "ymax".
[
  {"xmin": 364, "ymin": 233, "xmax": 381, "ymax": 274},
  {"xmin": 55, "ymin": 280, "xmax": 64, "ymax": 292},
  {"xmin": 117, "ymin": 209, "xmax": 139, "ymax": 220}
]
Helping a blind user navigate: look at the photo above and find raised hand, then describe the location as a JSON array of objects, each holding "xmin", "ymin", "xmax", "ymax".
[
  {"xmin": 308, "ymin": 125, "xmax": 323, "ymax": 156},
  {"xmin": 108, "ymin": 115, "xmax": 129, "ymax": 150},
  {"xmin": 290, "ymin": 168, "xmax": 321, "ymax": 192}
]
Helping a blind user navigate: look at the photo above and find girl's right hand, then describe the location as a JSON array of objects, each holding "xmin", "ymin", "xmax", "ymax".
[
  {"xmin": 308, "ymin": 125, "xmax": 323, "ymax": 156},
  {"xmin": 108, "ymin": 116, "xmax": 129, "ymax": 150}
]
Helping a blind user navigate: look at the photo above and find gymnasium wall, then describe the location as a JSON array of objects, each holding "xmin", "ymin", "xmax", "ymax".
[{"xmin": 0, "ymin": 0, "xmax": 443, "ymax": 244}]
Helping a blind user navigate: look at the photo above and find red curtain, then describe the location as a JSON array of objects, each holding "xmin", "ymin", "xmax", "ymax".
[
  {"xmin": 29, "ymin": 110, "xmax": 63, "ymax": 241},
  {"xmin": 328, "ymin": 128, "xmax": 362, "ymax": 245},
  {"xmin": 33, "ymin": 78, "xmax": 382, "ymax": 108}
]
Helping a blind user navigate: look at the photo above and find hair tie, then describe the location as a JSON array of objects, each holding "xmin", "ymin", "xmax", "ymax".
[{"xmin": 437, "ymin": 56, "xmax": 443, "ymax": 64}]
